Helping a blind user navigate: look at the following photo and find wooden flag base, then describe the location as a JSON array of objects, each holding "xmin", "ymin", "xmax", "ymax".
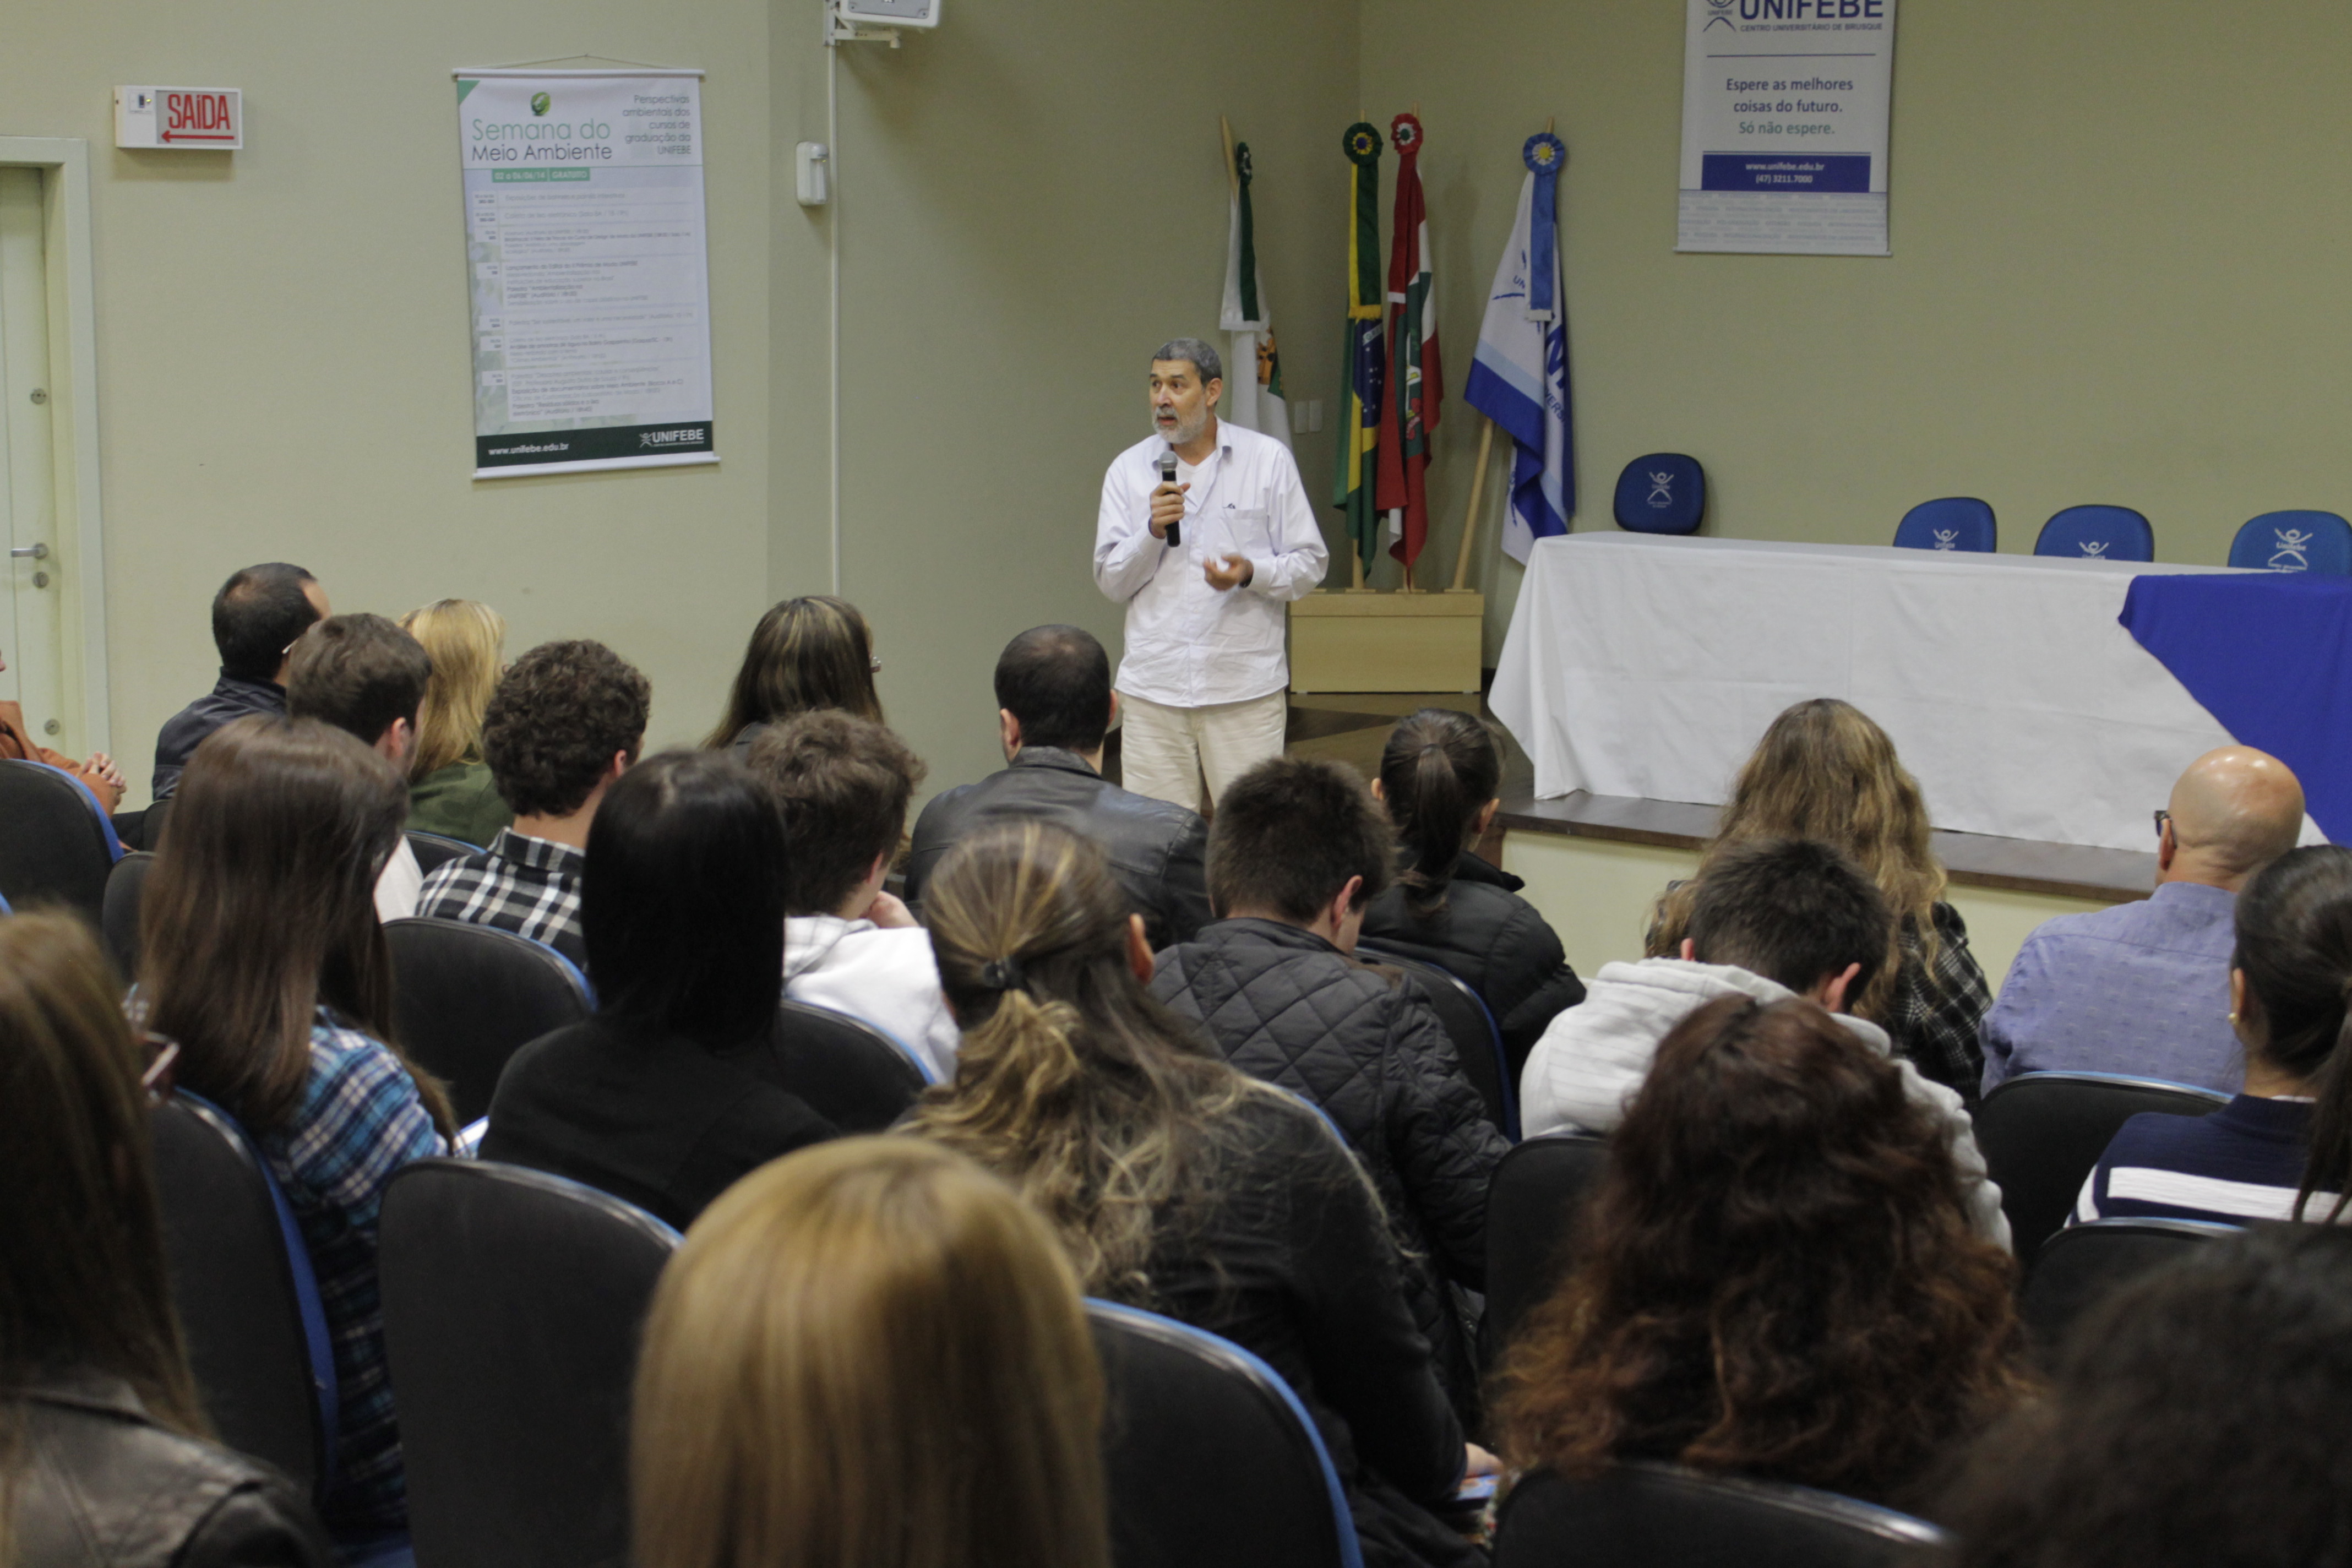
[{"xmin": 1289, "ymin": 589, "xmax": 1484, "ymax": 694}]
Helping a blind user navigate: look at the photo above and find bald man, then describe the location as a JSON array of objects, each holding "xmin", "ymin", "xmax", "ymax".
[{"xmin": 1980, "ymin": 747, "xmax": 2307, "ymax": 1096}]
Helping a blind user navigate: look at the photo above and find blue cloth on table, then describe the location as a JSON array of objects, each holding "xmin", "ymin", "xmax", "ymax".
[{"xmin": 2119, "ymin": 573, "xmax": 2352, "ymax": 844}]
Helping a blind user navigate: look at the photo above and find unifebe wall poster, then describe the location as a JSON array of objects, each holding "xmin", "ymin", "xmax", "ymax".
[
  {"xmin": 454, "ymin": 68, "xmax": 717, "ymax": 477},
  {"xmin": 1676, "ymin": 0, "xmax": 1898, "ymax": 256}
]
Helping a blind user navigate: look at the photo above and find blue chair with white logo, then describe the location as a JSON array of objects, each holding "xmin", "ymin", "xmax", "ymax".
[
  {"xmin": 1893, "ymin": 497, "xmax": 1996, "ymax": 554},
  {"xmin": 2035, "ymin": 505, "xmax": 2153, "ymax": 562},
  {"xmin": 1612, "ymin": 454, "xmax": 1706, "ymax": 535},
  {"xmin": 2229, "ymin": 510, "xmax": 2352, "ymax": 575},
  {"xmin": 1088, "ymin": 1301, "xmax": 1364, "ymax": 1568}
]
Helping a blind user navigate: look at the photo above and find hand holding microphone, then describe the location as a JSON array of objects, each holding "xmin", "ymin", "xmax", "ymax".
[{"xmin": 1151, "ymin": 450, "xmax": 1185, "ymax": 546}]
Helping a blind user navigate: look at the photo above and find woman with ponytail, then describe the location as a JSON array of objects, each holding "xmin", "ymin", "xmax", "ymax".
[
  {"xmin": 1360, "ymin": 708, "xmax": 1585, "ymax": 1077},
  {"xmin": 906, "ymin": 820, "xmax": 1492, "ymax": 1568},
  {"xmin": 2076, "ymin": 844, "xmax": 2352, "ymax": 1226}
]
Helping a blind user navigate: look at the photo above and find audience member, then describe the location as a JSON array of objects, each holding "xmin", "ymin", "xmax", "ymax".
[
  {"xmin": 398, "ymin": 597, "xmax": 513, "ymax": 847},
  {"xmin": 745, "ymin": 711, "xmax": 959, "ymax": 1081},
  {"xmin": 1497, "ymin": 994, "xmax": 2027, "ymax": 1510},
  {"xmin": 906, "ymin": 820, "xmax": 1488, "ymax": 1568},
  {"xmin": 0, "ymin": 644, "xmax": 127, "ymax": 811},
  {"xmin": 633, "ymin": 1137, "xmax": 1109, "ymax": 1568},
  {"xmin": 1648, "ymin": 698, "xmax": 1993, "ymax": 1105},
  {"xmin": 138, "ymin": 716, "xmax": 453, "ymax": 1550},
  {"xmin": 0, "ymin": 911, "xmax": 334, "ymax": 1568},
  {"xmin": 2076, "ymin": 844, "xmax": 2352, "ymax": 1226},
  {"xmin": 1150, "ymin": 756, "xmax": 1508, "ymax": 1415},
  {"xmin": 415, "ymin": 639, "xmax": 648, "ymax": 968},
  {"xmin": 1523, "ymin": 837, "xmax": 2010, "ymax": 1245},
  {"xmin": 1983, "ymin": 747, "xmax": 2305, "ymax": 1097},
  {"xmin": 905, "ymin": 624, "xmax": 1212, "ymax": 948},
  {"xmin": 1939, "ymin": 1226, "xmax": 2352, "ymax": 1568},
  {"xmin": 1360, "ymin": 706, "xmax": 1584, "ymax": 1077},
  {"xmin": 285, "ymin": 613, "xmax": 434, "ymax": 921},
  {"xmin": 704, "ymin": 595, "xmax": 883, "ymax": 755},
  {"xmin": 153, "ymin": 562, "xmax": 328, "ymax": 801},
  {"xmin": 484, "ymin": 751, "xmax": 837, "ymax": 1228}
]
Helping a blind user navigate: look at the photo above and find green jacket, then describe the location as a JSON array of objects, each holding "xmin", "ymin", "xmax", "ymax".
[{"xmin": 406, "ymin": 759, "xmax": 511, "ymax": 850}]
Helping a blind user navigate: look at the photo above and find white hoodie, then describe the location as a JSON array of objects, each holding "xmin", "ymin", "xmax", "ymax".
[
  {"xmin": 1520, "ymin": 958, "xmax": 2012, "ymax": 1252},
  {"xmin": 782, "ymin": 914, "xmax": 962, "ymax": 1084}
]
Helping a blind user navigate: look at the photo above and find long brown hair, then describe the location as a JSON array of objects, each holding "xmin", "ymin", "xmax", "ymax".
[
  {"xmin": 633, "ymin": 1137, "xmax": 1110, "ymax": 1568},
  {"xmin": 1493, "ymin": 995, "xmax": 2025, "ymax": 1506},
  {"xmin": 140, "ymin": 716, "xmax": 453, "ymax": 1134},
  {"xmin": 0, "ymin": 913, "xmax": 206, "ymax": 1435},
  {"xmin": 1379, "ymin": 707, "xmax": 1503, "ymax": 921},
  {"xmin": 704, "ymin": 595, "xmax": 883, "ymax": 747},
  {"xmin": 903, "ymin": 820, "xmax": 1254, "ymax": 1302},
  {"xmin": 398, "ymin": 598, "xmax": 506, "ymax": 778},
  {"xmin": 1649, "ymin": 698, "xmax": 1945, "ymax": 1022}
]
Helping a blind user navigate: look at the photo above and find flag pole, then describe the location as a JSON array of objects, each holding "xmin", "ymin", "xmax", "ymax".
[
  {"xmin": 1448, "ymin": 416, "xmax": 1494, "ymax": 592},
  {"xmin": 1220, "ymin": 115, "xmax": 1238, "ymax": 193}
]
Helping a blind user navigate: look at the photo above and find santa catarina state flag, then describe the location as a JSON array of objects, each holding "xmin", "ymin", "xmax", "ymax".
[
  {"xmin": 1375, "ymin": 112, "xmax": 1442, "ymax": 570},
  {"xmin": 1220, "ymin": 139, "xmax": 1292, "ymax": 452},
  {"xmin": 1333, "ymin": 121, "xmax": 1387, "ymax": 578}
]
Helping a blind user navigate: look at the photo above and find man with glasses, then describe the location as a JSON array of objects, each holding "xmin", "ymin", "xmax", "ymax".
[
  {"xmin": 1980, "ymin": 747, "xmax": 2307, "ymax": 1096},
  {"xmin": 151, "ymin": 563, "xmax": 329, "ymax": 802}
]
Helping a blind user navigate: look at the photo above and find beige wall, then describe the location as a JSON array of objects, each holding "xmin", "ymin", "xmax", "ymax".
[{"xmin": 1360, "ymin": 0, "xmax": 2352, "ymax": 655}]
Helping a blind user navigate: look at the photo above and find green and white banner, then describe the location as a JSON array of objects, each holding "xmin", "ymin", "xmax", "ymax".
[{"xmin": 454, "ymin": 68, "xmax": 717, "ymax": 477}]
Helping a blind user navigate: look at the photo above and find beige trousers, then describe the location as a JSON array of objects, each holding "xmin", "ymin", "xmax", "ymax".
[{"xmin": 1117, "ymin": 689, "xmax": 1289, "ymax": 813}]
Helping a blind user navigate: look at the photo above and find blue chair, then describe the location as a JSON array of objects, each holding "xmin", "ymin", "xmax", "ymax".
[
  {"xmin": 1613, "ymin": 454, "xmax": 1706, "ymax": 535},
  {"xmin": 2022, "ymin": 1216, "xmax": 2236, "ymax": 1354},
  {"xmin": 386, "ymin": 919, "xmax": 595, "ymax": 1125},
  {"xmin": 1087, "ymin": 1300, "xmax": 1364, "ymax": 1568},
  {"xmin": 1357, "ymin": 941, "xmax": 1515, "ymax": 1139},
  {"xmin": 2036, "ymin": 505, "xmax": 2153, "ymax": 562},
  {"xmin": 0, "ymin": 758, "xmax": 124, "ymax": 925},
  {"xmin": 2229, "ymin": 510, "xmax": 2352, "ymax": 575},
  {"xmin": 1975, "ymin": 1070, "xmax": 2228, "ymax": 1267},
  {"xmin": 1494, "ymin": 1461, "xmax": 1949, "ymax": 1567},
  {"xmin": 1893, "ymin": 497, "xmax": 1996, "ymax": 553}
]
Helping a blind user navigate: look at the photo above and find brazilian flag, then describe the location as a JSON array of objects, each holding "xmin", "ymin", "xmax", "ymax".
[{"xmin": 1333, "ymin": 122, "xmax": 1386, "ymax": 579}]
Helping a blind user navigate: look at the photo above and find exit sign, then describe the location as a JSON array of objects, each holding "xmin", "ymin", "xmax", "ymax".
[{"xmin": 115, "ymin": 87, "xmax": 243, "ymax": 150}]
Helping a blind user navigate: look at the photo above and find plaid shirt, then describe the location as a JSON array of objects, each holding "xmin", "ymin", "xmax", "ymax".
[
  {"xmin": 253, "ymin": 1013, "xmax": 445, "ymax": 1537},
  {"xmin": 415, "ymin": 828, "xmax": 587, "ymax": 968},
  {"xmin": 1887, "ymin": 903, "xmax": 1992, "ymax": 1110}
]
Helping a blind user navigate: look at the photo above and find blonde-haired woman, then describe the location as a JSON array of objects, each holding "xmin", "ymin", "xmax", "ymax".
[
  {"xmin": 398, "ymin": 598, "xmax": 511, "ymax": 847},
  {"xmin": 905, "ymin": 820, "xmax": 1488, "ymax": 1568},
  {"xmin": 1649, "ymin": 697, "xmax": 1992, "ymax": 1104},
  {"xmin": 633, "ymin": 1137, "xmax": 1109, "ymax": 1568},
  {"xmin": 704, "ymin": 595, "xmax": 884, "ymax": 754}
]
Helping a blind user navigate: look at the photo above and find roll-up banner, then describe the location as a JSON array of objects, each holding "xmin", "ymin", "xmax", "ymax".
[
  {"xmin": 454, "ymin": 68, "xmax": 717, "ymax": 478},
  {"xmin": 1676, "ymin": 0, "xmax": 1898, "ymax": 257}
]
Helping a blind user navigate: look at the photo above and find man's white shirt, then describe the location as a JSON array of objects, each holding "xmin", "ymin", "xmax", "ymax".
[{"xmin": 1093, "ymin": 420, "xmax": 1327, "ymax": 708}]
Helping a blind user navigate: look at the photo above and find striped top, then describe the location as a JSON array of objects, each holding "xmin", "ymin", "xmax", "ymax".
[{"xmin": 2075, "ymin": 1094, "xmax": 2338, "ymax": 1226}]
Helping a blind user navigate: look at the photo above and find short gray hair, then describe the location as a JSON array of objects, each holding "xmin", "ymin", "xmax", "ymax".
[{"xmin": 1152, "ymin": 337, "xmax": 1222, "ymax": 385}]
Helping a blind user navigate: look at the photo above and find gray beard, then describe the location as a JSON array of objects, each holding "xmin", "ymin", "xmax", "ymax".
[{"xmin": 1153, "ymin": 409, "xmax": 1209, "ymax": 449}]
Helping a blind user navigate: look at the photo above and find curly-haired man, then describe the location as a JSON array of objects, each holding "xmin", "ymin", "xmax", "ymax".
[{"xmin": 416, "ymin": 639, "xmax": 650, "ymax": 967}]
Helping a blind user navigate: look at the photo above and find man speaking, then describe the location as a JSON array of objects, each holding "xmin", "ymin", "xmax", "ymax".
[{"xmin": 1093, "ymin": 338, "xmax": 1327, "ymax": 812}]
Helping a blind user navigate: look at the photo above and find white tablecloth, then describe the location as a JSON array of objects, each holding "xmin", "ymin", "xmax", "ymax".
[{"xmin": 1489, "ymin": 535, "xmax": 2243, "ymax": 853}]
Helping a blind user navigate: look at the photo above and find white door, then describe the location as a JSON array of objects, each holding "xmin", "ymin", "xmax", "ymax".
[{"xmin": 0, "ymin": 166, "xmax": 63, "ymax": 745}]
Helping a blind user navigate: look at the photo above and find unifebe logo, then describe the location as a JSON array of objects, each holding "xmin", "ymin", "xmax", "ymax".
[
  {"xmin": 639, "ymin": 427, "xmax": 707, "ymax": 449},
  {"xmin": 530, "ymin": 91, "xmax": 552, "ymax": 117},
  {"xmin": 1705, "ymin": 0, "xmax": 1738, "ymax": 31}
]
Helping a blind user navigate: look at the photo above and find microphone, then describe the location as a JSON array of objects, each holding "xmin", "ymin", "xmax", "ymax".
[{"xmin": 1156, "ymin": 450, "xmax": 1182, "ymax": 548}]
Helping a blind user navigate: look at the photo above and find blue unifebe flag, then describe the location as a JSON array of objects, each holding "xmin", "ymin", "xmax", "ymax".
[{"xmin": 1462, "ymin": 132, "xmax": 1574, "ymax": 563}]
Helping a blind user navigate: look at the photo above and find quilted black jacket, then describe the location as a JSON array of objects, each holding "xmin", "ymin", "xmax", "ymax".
[
  {"xmin": 1151, "ymin": 918, "xmax": 1510, "ymax": 1411},
  {"xmin": 1359, "ymin": 851, "xmax": 1587, "ymax": 1086},
  {"xmin": 906, "ymin": 748, "xmax": 1213, "ymax": 950}
]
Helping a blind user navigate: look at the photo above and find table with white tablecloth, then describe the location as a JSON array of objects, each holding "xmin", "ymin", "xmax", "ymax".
[{"xmin": 1488, "ymin": 534, "xmax": 2248, "ymax": 854}]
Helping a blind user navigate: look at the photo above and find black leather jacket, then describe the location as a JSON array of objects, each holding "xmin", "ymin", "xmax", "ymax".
[
  {"xmin": 5, "ymin": 1370, "xmax": 333, "ymax": 1568},
  {"xmin": 905, "ymin": 748, "xmax": 1213, "ymax": 950}
]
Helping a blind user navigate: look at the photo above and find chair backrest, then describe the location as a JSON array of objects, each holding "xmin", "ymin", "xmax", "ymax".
[
  {"xmin": 1483, "ymin": 1131, "xmax": 1610, "ymax": 1363},
  {"xmin": 1612, "ymin": 454, "xmax": 1706, "ymax": 535},
  {"xmin": 1493, "ymin": 1462, "xmax": 1949, "ymax": 1568},
  {"xmin": 101, "ymin": 850, "xmax": 157, "ymax": 981},
  {"xmin": 1357, "ymin": 941, "xmax": 1515, "ymax": 1138},
  {"xmin": 761, "ymin": 999, "xmax": 928, "ymax": 1132},
  {"xmin": 1892, "ymin": 497, "xmax": 1996, "ymax": 553},
  {"xmin": 149, "ymin": 1093, "xmax": 337, "ymax": 1500},
  {"xmin": 0, "ymin": 758, "xmax": 122, "ymax": 924},
  {"xmin": 2035, "ymin": 505, "xmax": 2153, "ymax": 562},
  {"xmin": 405, "ymin": 830, "xmax": 481, "ymax": 876},
  {"xmin": 1974, "ymin": 1071, "xmax": 2229, "ymax": 1266},
  {"xmin": 2229, "ymin": 510, "xmax": 2352, "ymax": 575},
  {"xmin": 1088, "ymin": 1300, "xmax": 1364, "ymax": 1568},
  {"xmin": 2020, "ymin": 1216, "xmax": 2236, "ymax": 1353},
  {"xmin": 385, "ymin": 918, "xmax": 593, "ymax": 1125},
  {"xmin": 378, "ymin": 1158, "xmax": 679, "ymax": 1568}
]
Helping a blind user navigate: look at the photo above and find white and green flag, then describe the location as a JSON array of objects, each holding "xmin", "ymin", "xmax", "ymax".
[{"xmin": 1218, "ymin": 141, "xmax": 1292, "ymax": 452}]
